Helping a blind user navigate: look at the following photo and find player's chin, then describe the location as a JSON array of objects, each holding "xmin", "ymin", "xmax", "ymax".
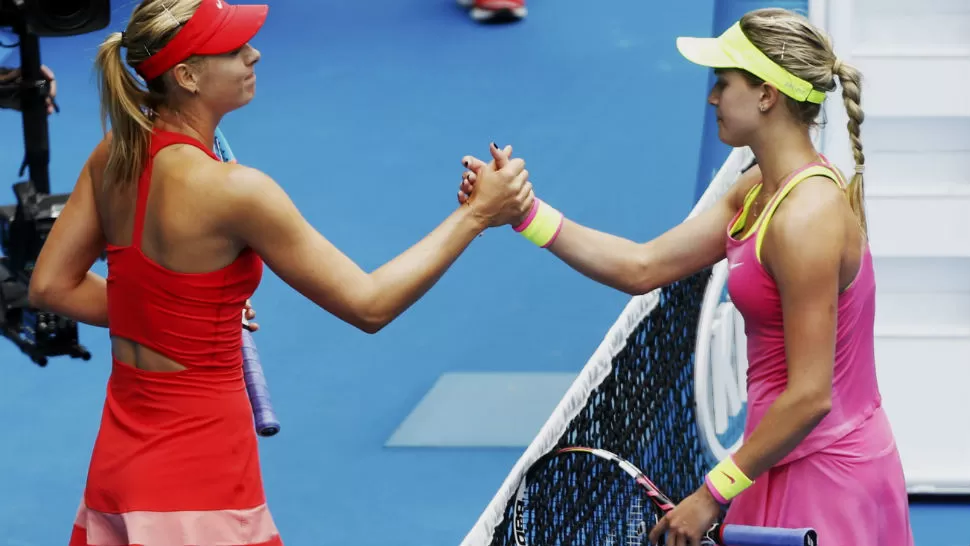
[
  {"xmin": 236, "ymin": 89, "xmax": 256, "ymax": 108},
  {"xmin": 717, "ymin": 125, "xmax": 740, "ymax": 147}
]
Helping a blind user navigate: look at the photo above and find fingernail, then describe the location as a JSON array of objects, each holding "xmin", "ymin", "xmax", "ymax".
[
  {"xmin": 463, "ymin": 160, "xmax": 469, "ymax": 167},
  {"xmin": 491, "ymin": 142, "xmax": 498, "ymax": 149}
]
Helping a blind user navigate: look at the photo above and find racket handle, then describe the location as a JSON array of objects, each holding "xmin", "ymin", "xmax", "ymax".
[
  {"xmin": 242, "ymin": 328, "xmax": 281, "ymax": 437},
  {"xmin": 217, "ymin": 128, "xmax": 279, "ymax": 438},
  {"xmin": 708, "ymin": 523, "xmax": 817, "ymax": 546}
]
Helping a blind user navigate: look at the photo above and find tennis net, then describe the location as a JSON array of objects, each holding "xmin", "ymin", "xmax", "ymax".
[{"xmin": 460, "ymin": 146, "xmax": 757, "ymax": 546}]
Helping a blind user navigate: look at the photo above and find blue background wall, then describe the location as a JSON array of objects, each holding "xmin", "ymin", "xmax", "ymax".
[{"xmin": 0, "ymin": 0, "xmax": 964, "ymax": 544}]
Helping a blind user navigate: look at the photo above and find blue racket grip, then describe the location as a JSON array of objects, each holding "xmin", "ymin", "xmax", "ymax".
[
  {"xmin": 242, "ymin": 328, "xmax": 281, "ymax": 437},
  {"xmin": 216, "ymin": 128, "xmax": 278, "ymax": 436},
  {"xmin": 214, "ymin": 127, "xmax": 235, "ymax": 162},
  {"xmin": 708, "ymin": 523, "xmax": 817, "ymax": 546},
  {"xmin": 216, "ymin": 128, "xmax": 277, "ymax": 435}
]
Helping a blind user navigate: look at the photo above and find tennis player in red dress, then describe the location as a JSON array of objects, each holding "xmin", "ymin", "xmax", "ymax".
[{"xmin": 28, "ymin": 0, "xmax": 534, "ymax": 544}]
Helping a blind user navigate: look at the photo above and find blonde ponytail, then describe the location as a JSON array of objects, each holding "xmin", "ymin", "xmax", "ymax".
[
  {"xmin": 835, "ymin": 60, "xmax": 867, "ymax": 234},
  {"xmin": 93, "ymin": 0, "xmax": 203, "ymax": 192},
  {"xmin": 94, "ymin": 31, "xmax": 153, "ymax": 192},
  {"xmin": 740, "ymin": 8, "xmax": 868, "ymax": 233}
]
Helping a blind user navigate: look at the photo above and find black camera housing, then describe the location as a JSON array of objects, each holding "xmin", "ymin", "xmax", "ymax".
[
  {"xmin": 0, "ymin": 0, "xmax": 111, "ymax": 37},
  {"xmin": 1, "ymin": 0, "xmax": 111, "ymax": 366}
]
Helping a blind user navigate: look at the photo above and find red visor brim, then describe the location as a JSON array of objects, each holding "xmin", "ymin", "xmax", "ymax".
[
  {"xmin": 134, "ymin": 0, "xmax": 269, "ymax": 81},
  {"xmin": 194, "ymin": 4, "xmax": 268, "ymax": 56}
]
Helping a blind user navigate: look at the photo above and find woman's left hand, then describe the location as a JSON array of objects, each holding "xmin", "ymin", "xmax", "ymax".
[
  {"xmin": 648, "ymin": 485, "xmax": 722, "ymax": 546},
  {"xmin": 456, "ymin": 145, "xmax": 512, "ymax": 205},
  {"xmin": 244, "ymin": 299, "xmax": 259, "ymax": 332}
]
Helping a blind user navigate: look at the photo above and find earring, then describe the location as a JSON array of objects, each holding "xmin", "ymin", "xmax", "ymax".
[{"xmin": 759, "ymin": 104, "xmax": 767, "ymax": 113}]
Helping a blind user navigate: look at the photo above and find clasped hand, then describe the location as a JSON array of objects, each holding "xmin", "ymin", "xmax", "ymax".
[{"xmin": 457, "ymin": 142, "xmax": 534, "ymax": 228}]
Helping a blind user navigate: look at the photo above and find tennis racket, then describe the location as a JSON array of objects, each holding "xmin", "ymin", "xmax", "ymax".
[
  {"xmin": 214, "ymin": 126, "xmax": 281, "ymax": 438},
  {"xmin": 512, "ymin": 446, "xmax": 816, "ymax": 546}
]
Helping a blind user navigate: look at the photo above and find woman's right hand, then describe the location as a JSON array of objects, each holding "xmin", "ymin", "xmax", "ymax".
[{"xmin": 461, "ymin": 143, "xmax": 534, "ymax": 228}]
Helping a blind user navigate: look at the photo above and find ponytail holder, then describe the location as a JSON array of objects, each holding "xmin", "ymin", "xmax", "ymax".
[
  {"xmin": 854, "ymin": 164, "xmax": 865, "ymax": 175},
  {"xmin": 513, "ymin": 198, "xmax": 564, "ymax": 248},
  {"xmin": 832, "ymin": 57, "xmax": 843, "ymax": 74}
]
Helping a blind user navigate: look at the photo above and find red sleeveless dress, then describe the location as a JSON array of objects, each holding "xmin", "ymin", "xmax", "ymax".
[{"xmin": 69, "ymin": 130, "xmax": 282, "ymax": 546}]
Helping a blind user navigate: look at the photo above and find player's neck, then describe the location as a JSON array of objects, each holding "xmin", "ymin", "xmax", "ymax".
[
  {"xmin": 154, "ymin": 106, "xmax": 222, "ymax": 151},
  {"xmin": 751, "ymin": 129, "xmax": 819, "ymax": 195}
]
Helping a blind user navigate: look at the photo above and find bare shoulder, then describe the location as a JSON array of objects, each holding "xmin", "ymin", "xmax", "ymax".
[
  {"xmin": 763, "ymin": 175, "xmax": 847, "ymax": 275},
  {"xmin": 161, "ymin": 144, "xmax": 267, "ymax": 195},
  {"xmin": 224, "ymin": 161, "xmax": 277, "ymax": 194},
  {"xmin": 86, "ymin": 132, "xmax": 114, "ymax": 183},
  {"xmin": 217, "ymin": 161, "xmax": 286, "ymax": 209},
  {"xmin": 200, "ymin": 160, "xmax": 302, "ymax": 234},
  {"xmin": 92, "ymin": 132, "xmax": 112, "ymax": 159},
  {"xmin": 772, "ymin": 175, "xmax": 847, "ymax": 240}
]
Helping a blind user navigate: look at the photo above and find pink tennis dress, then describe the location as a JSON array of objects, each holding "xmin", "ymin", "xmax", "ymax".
[{"xmin": 722, "ymin": 158, "xmax": 914, "ymax": 545}]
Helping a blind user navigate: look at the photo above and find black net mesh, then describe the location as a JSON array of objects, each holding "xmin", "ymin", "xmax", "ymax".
[{"xmin": 489, "ymin": 268, "xmax": 714, "ymax": 546}]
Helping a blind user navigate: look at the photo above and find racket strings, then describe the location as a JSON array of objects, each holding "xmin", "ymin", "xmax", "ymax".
[
  {"xmin": 492, "ymin": 273, "xmax": 714, "ymax": 546},
  {"xmin": 522, "ymin": 455, "xmax": 659, "ymax": 546}
]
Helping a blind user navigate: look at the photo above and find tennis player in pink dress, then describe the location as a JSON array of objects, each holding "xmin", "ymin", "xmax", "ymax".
[{"xmin": 457, "ymin": 8, "xmax": 914, "ymax": 545}]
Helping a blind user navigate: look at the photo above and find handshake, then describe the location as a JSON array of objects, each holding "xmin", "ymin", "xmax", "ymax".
[{"xmin": 456, "ymin": 142, "xmax": 563, "ymax": 249}]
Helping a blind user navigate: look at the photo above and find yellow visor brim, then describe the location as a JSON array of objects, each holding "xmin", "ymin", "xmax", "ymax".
[
  {"xmin": 676, "ymin": 23, "xmax": 827, "ymax": 104},
  {"xmin": 675, "ymin": 36, "xmax": 737, "ymax": 69}
]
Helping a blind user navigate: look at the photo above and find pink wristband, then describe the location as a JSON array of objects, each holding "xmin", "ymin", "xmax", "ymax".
[
  {"xmin": 705, "ymin": 474, "xmax": 730, "ymax": 505},
  {"xmin": 513, "ymin": 198, "xmax": 541, "ymax": 233}
]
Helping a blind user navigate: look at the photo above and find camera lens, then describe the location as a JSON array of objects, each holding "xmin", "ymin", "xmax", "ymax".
[
  {"xmin": 36, "ymin": 0, "xmax": 88, "ymax": 20},
  {"xmin": 17, "ymin": 0, "xmax": 110, "ymax": 37}
]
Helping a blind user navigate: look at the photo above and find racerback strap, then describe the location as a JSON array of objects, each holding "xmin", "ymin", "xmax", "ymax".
[{"xmin": 132, "ymin": 129, "xmax": 220, "ymax": 250}]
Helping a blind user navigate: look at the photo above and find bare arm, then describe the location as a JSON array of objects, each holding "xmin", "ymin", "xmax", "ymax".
[
  {"xmin": 221, "ymin": 154, "xmax": 531, "ymax": 334},
  {"xmin": 461, "ymin": 160, "xmax": 762, "ymax": 295},
  {"xmin": 28, "ymin": 139, "xmax": 109, "ymax": 327},
  {"xmin": 730, "ymin": 177, "xmax": 845, "ymax": 479},
  {"xmin": 545, "ymin": 190, "xmax": 739, "ymax": 295}
]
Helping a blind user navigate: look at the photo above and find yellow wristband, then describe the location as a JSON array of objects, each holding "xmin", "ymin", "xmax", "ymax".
[
  {"xmin": 514, "ymin": 198, "xmax": 564, "ymax": 248},
  {"xmin": 705, "ymin": 456, "xmax": 753, "ymax": 504}
]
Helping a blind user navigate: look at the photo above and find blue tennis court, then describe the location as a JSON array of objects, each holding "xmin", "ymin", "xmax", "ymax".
[{"xmin": 0, "ymin": 0, "xmax": 966, "ymax": 544}]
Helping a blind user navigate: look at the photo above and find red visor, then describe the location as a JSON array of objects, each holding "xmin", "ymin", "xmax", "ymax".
[{"xmin": 135, "ymin": 0, "xmax": 268, "ymax": 81}]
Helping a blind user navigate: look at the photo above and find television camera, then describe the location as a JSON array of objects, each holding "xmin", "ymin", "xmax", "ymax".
[{"xmin": 0, "ymin": 0, "xmax": 110, "ymax": 366}]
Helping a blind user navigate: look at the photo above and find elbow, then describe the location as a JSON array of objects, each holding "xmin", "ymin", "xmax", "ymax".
[
  {"xmin": 356, "ymin": 317, "xmax": 388, "ymax": 335},
  {"xmin": 623, "ymin": 252, "xmax": 656, "ymax": 296},
  {"xmin": 808, "ymin": 396, "xmax": 832, "ymax": 422},
  {"xmin": 352, "ymin": 299, "xmax": 392, "ymax": 335},
  {"xmin": 331, "ymin": 282, "xmax": 394, "ymax": 334},
  {"xmin": 27, "ymin": 281, "xmax": 54, "ymax": 310},
  {"xmin": 26, "ymin": 259, "xmax": 63, "ymax": 310},
  {"xmin": 814, "ymin": 396, "xmax": 833, "ymax": 419},
  {"xmin": 793, "ymin": 387, "xmax": 832, "ymax": 422}
]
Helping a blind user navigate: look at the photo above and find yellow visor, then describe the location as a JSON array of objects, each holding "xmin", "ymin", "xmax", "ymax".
[{"xmin": 676, "ymin": 22, "xmax": 827, "ymax": 104}]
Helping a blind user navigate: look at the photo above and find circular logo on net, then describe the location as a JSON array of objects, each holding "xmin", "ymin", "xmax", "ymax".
[{"xmin": 694, "ymin": 261, "xmax": 748, "ymax": 463}]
